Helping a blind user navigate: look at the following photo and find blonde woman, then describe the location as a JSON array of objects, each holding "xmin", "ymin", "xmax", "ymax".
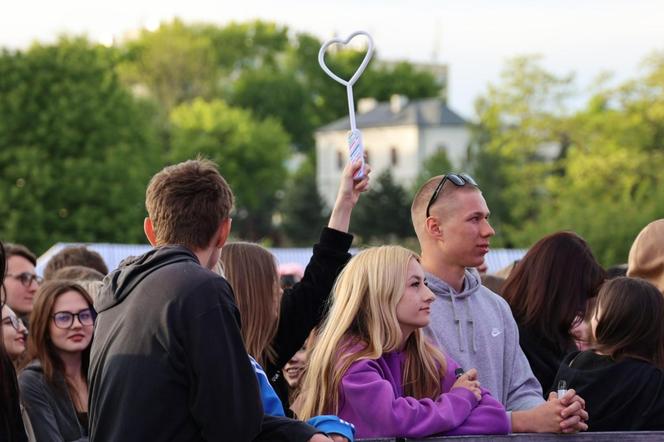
[{"xmin": 297, "ymin": 246, "xmax": 510, "ymax": 439}]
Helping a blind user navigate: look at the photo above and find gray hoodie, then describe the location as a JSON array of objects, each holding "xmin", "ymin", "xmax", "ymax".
[{"xmin": 424, "ymin": 269, "xmax": 544, "ymax": 411}]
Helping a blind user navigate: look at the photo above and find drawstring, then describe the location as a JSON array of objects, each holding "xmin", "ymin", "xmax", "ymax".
[
  {"xmin": 469, "ymin": 317, "xmax": 477, "ymax": 353},
  {"xmin": 450, "ymin": 282, "xmax": 477, "ymax": 354},
  {"xmin": 450, "ymin": 294, "xmax": 465, "ymax": 352}
]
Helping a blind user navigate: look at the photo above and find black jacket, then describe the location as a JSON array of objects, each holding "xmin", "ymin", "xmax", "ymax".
[
  {"xmin": 552, "ymin": 351, "xmax": 664, "ymax": 431},
  {"xmin": 18, "ymin": 360, "xmax": 87, "ymax": 441},
  {"xmin": 88, "ymin": 245, "xmax": 265, "ymax": 442},
  {"xmin": 266, "ymin": 228, "xmax": 353, "ymax": 415}
]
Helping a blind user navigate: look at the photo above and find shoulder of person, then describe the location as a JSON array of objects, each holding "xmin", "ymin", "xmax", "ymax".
[
  {"xmin": 18, "ymin": 360, "xmax": 45, "ymax": 381},
  {"xmin": 475, "ymin": 284, "xmax": 512, "ymax": 310}
]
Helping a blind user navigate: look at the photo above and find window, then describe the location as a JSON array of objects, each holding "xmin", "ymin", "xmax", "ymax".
[
  {"xmin": 337, "ymin": 150, "xmax": 344, "ymax": 170},
  {"xmin": 390, "ymin": 147, "xmax": 399, "ymax": 166}
]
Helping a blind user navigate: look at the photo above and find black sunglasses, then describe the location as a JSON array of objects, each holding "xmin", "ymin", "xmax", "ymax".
[{"xmin": 425, "ymin": 173, "xmax": 478, "ymax": 218}]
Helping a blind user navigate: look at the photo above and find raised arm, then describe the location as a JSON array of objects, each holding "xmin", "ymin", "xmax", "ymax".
[
  {"xmin": 328, "ymin": 160, "xmax": 370, "ymax": 233},
  {"xmin": 268, "ymin": 160, "xmax": 371, "ymax": 373}
]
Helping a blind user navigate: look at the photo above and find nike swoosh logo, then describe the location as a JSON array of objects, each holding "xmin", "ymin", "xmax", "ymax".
[{"xmin": 491, "ymin": 328, "xmax": 502, "ymax": 337}]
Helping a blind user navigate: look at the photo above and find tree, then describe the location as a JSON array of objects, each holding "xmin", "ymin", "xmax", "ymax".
[
  {"xmin": 468, "ymin": 55, "xmax": 575, "ymax": 246},
  {"xmin": 514, "ymin": 53, "xmax": 664, "ymax": 265},
  {"xmin": 278, "ymin": 155, "xmax": 328, "ymax": 245},
  {"xmin": 353, "ymin": 170, "xmax": 412, "ymax": 243},
  {"xmin": 412, "ymin": 149, "xmax": 454, "ymax": 191},
  {"xmin": 168, "ymin": 98, "xmax": 291, "ymax": 240},
  {"xmin": 117, "ymin": 19, "xmax": 221, "ymax": 112},
  {"xmin": 0, "ymin": 37, "xmax": 161, "ymax": 253},
  {"xmin": 230, "ymin": 67, "xmax": 314, "ymax": 150}
]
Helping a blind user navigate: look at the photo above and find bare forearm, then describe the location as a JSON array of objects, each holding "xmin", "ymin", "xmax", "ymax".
[{"xmin": 327, "ymin": 199, "xmax": 353, "ymax": 233}]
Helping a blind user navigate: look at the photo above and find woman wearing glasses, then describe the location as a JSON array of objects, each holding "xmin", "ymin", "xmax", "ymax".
[
  {"xmin": 19, "ymin": 281, "xmax": 95, "ymax": 442},
  {"xmin": 2, "ymin": 304, "xmax": 28, "ymax": 364}
]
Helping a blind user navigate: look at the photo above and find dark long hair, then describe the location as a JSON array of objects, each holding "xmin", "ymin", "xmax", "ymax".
[
  {"xmin": 1, "ymin": 241, "xmax": 27, "ymax": 440},
  {"xmin": 593, "ymin": 277, "xmax": 664, "ymax": 367},
  {"xmin": 23, "ymin": 280, "xmax": 94, "ymax": 412},
  {"xmin": 502, "ymin": 231, "xmax": 606, "ymax": 351}
]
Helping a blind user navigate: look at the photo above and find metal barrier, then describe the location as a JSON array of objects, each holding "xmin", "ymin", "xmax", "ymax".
[{"xmin": 358, "ymin": 432, "xmax": 664, "ymax": 442}]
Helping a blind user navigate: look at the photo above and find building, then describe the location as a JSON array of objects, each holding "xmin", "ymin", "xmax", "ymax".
[{"xmin": 315, "ymin": 95, "xmax": 470, "ymax": 207}]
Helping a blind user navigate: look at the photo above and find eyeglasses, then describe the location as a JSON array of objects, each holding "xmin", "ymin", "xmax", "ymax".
[
  {"xmin": 52, "ymin": 308, "xmax": 96, "ymax": 329},
  {"xmin": 6, "ymin": 272, "xmax": 43, "ymax": 287},
  {"xmin": 1, "ymin": 315, "xmax": 26, "ymax": 332},
  {"xmin": 425, "ymin": 173, "xmax": 478, "ymax": 218}
]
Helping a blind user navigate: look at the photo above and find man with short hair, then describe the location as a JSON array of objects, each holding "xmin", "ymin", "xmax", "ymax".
[
  {"xmin": 411, "ymin": 174, "xmax": 588, "ymax": 433},
  {"xmin": 89, "ymin": 159, "xmax": 327, "ymax": 442},
  {"xmin": 2, "ymin": 243, "xmax": 41, "ymax": 321},
  {"xmin": 43, "ymin": 245, "xmax": 108, "ymax": 280}
]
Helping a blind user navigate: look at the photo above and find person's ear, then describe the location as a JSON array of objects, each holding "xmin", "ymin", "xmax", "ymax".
[
  {"xmin": 214, "ymin": 218, "xmax": 232, "ymax": 248},
  {"xmin": 144, "ymin": 218, "xmax": 158, "ymax": 246},
  {"xmin": 425, "ymin": 216, "xmax": 444, "ymax": 239}
]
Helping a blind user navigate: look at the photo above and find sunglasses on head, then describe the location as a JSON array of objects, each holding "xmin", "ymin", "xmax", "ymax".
[{"xmin": 425, "ymin": 173, "xmax": 478, "ymax": 218}]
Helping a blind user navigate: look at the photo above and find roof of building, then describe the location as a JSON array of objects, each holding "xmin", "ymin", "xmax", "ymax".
[
  {"xmin": 317, "ymin": 97, "xmax": 467, "ymax": 132},
  {"xmin": 37, "ymin": 242, "xmax": 524, "ymax": 276}
]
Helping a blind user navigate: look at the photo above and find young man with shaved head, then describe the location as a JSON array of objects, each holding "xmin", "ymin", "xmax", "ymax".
[{"xmin": 411, "ymin": 174, "xmax": 588, "ymax": 433}]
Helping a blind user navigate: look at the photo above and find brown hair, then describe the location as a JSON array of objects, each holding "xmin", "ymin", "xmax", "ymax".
[
  {"xmin": 220, "ymin": 242, "xmax": 279, "ymax": 367},
  {"xmin": 43, "ymin": 246, "xmax": 108, "ymax": 280},
  {"xmin": 146, "ymin": 158, "xmax": 234, "ymax": 250},
  {"xmin": 593, "ymin": 277, "xmax": 664, "ymax": 368},
  {"xmin": 4, "ymin": 243, "xmax": 37, "ymax": 266},
  {"xmin": 502, "ymin": 231, "xmax": 606, "ymax": 351},
  {"xmin": 23, "ymin": 280, "xmax": 94, "ymax": 411},
  {"xmin": 50, "ymin": 265, "xmax": 105, "ymax": 282}
]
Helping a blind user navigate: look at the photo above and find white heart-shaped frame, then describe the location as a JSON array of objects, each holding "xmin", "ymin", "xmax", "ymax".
[{"xmin": 318, "ymin": 31, "xmax": 375, "ymax": 87}]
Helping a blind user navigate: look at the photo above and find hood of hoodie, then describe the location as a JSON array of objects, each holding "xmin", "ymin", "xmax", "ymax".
[
  {"xmin": 95, "ymin": 245, "xmax": 198, "ymax": 313},
  {"xmin": 627, "ymin": 219, "xmax": 664, "ymax": 294},
  {"xmin": 426, "ymin": 267, "xmax": 482, "ymax": 300}
]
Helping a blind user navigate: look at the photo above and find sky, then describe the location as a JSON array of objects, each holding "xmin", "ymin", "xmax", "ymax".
[{"xmin": 2, "ymin": 0, "xmax": 663, "ymax": 118}]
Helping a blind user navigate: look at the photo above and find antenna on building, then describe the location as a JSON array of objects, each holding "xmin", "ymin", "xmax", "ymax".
[{"xmin": 431, "ymin": 19, "xmax": 442, "ymax": 63}]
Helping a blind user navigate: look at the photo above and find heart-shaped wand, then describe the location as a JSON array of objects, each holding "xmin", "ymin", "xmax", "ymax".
[{"xmin": 318, "ymin": 31, "xmax": 375, "ymax": 179}]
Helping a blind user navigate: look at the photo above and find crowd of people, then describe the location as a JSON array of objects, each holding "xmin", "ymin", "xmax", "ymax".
[{"xmin": 1, "ymin": 157, "xmax": 664, "ymax": 442}]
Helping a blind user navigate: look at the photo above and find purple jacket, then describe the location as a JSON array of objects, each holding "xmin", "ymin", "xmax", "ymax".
[{"xmin": 337, "ymin": 349, "xmax": 510, "ymax": 438}]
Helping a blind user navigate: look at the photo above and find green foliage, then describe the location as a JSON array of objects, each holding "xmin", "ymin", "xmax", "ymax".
[
  {"xmin": 168, "ymin": 98, "xmax": 291, "ymax": 240},
  {"xmin": 278, "ymin": 155, "xmax": 328, "ymax": 245},
  {"xmin": 469, "ymin": 53, "xmax": 664, "ymax": 264},
  {"xmin": 0, "ymin": 37, "xmax": 161, "ymax": 253},
  {"xmin": 230, "ymin": 67, "xmax": 314, "ymax": 150},
  {"xmin": 412, "ymin": 149, "xmax": 454, "ymax": 191},
  {"xmin": 117, "ymin": 19, "xmax": 221, "ymax": 111},
  {"xmin": 353, "ymin": 170, "xmax": 413, "ymax": 243},
  {"xmin": 469, "ymin": 55, "xmax": 576, "ymax": 246}
]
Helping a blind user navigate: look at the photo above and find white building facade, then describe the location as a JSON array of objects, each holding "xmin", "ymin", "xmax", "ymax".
[{"xmin": 315, "ymin": 96, "xmax": 471, "ymax": 207}]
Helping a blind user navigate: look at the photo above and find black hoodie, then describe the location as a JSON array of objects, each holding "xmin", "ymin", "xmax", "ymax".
[
  {"xmin": 88, "ymin": 245, "xmax": 264, "ymax": 442},
  {"xmin": 552, "ymin": 351, "xmax": 664, "ymax": 431}
]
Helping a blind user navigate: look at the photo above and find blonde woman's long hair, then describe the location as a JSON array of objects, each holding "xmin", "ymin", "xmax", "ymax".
[
  {"xmin": 297, "ymin": 245, "xmax": 446, "ymax": 420},
  {"xmin": 220, "ymin": 242, "xmax": 280, "ymax": 366}
]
